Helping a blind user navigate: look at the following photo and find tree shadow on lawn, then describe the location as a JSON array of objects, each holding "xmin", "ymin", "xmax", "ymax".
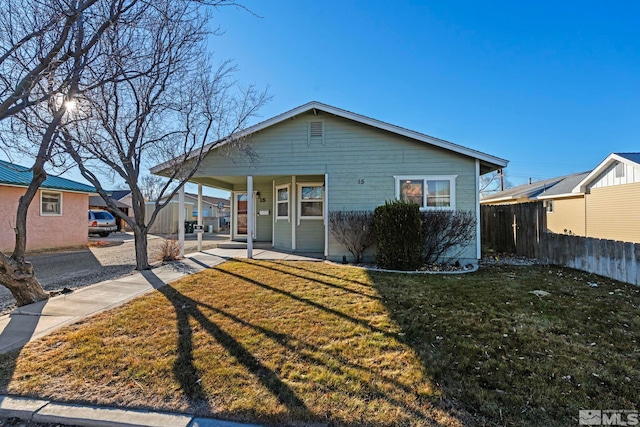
[
  {"xmin": 156, "ymin": 281, "xmax": 309, "ymax": 422},
  {"xmin": 212, "ymin": 263, "xmax": 469, "ymax": 426}
]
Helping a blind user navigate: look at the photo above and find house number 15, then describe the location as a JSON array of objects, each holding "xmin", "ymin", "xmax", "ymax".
[{"xmin": 358, "ymin": 179, "xmax": 365, "ymax": 184}]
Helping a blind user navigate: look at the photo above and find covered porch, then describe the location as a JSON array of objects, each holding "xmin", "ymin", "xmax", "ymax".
[{"xmin": 177, "ymin": 174, "xmax": 329, "ymax": 259}]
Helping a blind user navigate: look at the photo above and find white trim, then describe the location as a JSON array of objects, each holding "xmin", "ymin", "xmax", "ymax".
[
  {"xmin": 298, "ymin": 182, "xmax": 325, "ymax": 221},
  {"xmin": 536, "ymin": 192, "xmax": 584, "ymax": 200},
  {"xmin": 247, "ymin": 176, "xmax": 253, "ymax": 259},
  {"xmin": 324, "ymin": 173, "xmax": 329, "ymax": 258},
  {"xmin": 150, "ymin": 101, "xmax": 508, "ymax": 175},
  {"xmin": 394, "ymin": 175, "xmax": 457, "ymax": 210},
  {"xmin": 40, "ymin": 190, "xmax": 63, "ymax": 216},
  {"xmin": 475, "ymin": 160, "xmax": 481, "ymax": 260},
  {"xmin": 291, "ymin": 176, "xmax": 296, "ymax": 250},
  {"xmin": 197, "ymin": 184, "xmax": 202, "ymax": 252},
  {"xmin": 272, "ymin": 180, "xmax": 275, "ymax": 247},
  {"xmin": 178, "ymin": 186, "xmax": 185, "ymax": 258},
  {"xmin": 573, "ymin": 153, "xmax": 640, "ymax": 193},
  {"xmin": 275, "ymin": 184, "xmax": 290, "ymax": 221}
]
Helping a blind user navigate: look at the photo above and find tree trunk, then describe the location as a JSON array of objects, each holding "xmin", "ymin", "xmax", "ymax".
[
  {"xmin": 132, "ymin": 226, "xmax": 150, "ymax": 270},
  {"xmin": 0, "ymin": 254, "xmax": 49, "ymax": 306},
  {"xmin": 0, "ymin": 160, "xmax": 50, "ymax": 306}
]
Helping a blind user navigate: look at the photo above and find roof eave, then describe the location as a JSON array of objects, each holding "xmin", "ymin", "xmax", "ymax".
[{"xmin": 150, "ymin": 101, "xmax": 509, "ymax": 175}]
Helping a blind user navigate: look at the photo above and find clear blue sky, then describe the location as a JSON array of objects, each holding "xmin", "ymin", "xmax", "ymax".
[
  {"xmin": 205, "ymin": 0, "xmax": 640, "ymax": 188},
  {"xmin": 4, "ymin": 1, "xmax": 639, "ymax": 196}
]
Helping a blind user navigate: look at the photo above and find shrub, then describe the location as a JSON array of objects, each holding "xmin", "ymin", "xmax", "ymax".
[
  {"xmin": 421, "ymin": 210, "xmax": 477, "ymax": 264},
  {"xmin": 374, "ymin": 200, "xmax": 422, "ymax": 270},
  {"xmin": 157, "ymin": 238, "xmax": 181, "ymax": 262},
  {"xmin": 329, "ymin": 210, "xmax": 376, "ymax": 263}
]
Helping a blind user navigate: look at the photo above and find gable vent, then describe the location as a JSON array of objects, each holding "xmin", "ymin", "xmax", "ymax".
[
  {"xmin": 308, "ymin": 121, "xmax": 325, "ymax": 145},
  {"xmin": 309, "ymin": 121, "xmax": 323, "ymax": 138}
]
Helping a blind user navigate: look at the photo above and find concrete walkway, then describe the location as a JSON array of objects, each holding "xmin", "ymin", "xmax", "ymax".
[
  {"xmin": 0, "ymin": 248, "xmax": 322, "ymax": 426},
  {"xmin": 0, "ymin": 394, "xmax": 261, "ymax": 427}
]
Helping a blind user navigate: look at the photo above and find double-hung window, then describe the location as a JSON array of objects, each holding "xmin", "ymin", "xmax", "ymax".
[
  {"xmin": 394, "ymin": 176, "xmax": 456, "ymax": 210},
  {"xmin": 298, "ymin": 183, "xmax": 324, "ymax": 219},
  {"xmin": 41, "ymin": 191, "xmax": 62, "ymax": 215},
  {"xmin": 276, "ymin": 185, "xmax": 290, "ymax": 220}
]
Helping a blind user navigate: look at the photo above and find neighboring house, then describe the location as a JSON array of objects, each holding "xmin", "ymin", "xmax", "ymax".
[
  {"xmin": 146, "ymin": 192, "xmax": 230, "ymax": 234},
  {"xmin": 151, "ymin": 101, "xmax": 508, "ymax": 264},
  {"xmin": 0, "ymin": 160, "xmax": 96, "ymax": 252},
  {"xmin": 481, "ymin": 152, "xmax": 640, "ymax": 243},
  {"xmin": 89, "ymin": 190, "xmax": 133, "ymax": 231}
]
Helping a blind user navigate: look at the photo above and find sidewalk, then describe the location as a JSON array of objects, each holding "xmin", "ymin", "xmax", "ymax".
[
  {"xmin": 0, "ymin": 251, "xmax": 226, "ymax": 354},
  {"xmin": 0, "ymin": 395, "xmax": 262, "ymax": 427}
]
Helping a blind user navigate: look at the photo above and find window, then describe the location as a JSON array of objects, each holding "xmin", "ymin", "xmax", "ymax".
[
  {"xmin": 615, "ymin": 162, "xmax": 625, "ymax": 178},
  {"xmin": 545, "ymin": 200, "xmax": 554, "ymax": 213},
  {"xmin": 394, "ymin": 176, "xmax": 456, "ymax": 210},
  {"xmin": 276, "ymin": 185, "xmax": 289, "ymax": 220},
  {"xmin": 298, "ymin": 183, "xmax": 324, "ymax": 219},
  {"xmin": 41, "ymin": 191, "xmax": 62, "ymax": 215}
]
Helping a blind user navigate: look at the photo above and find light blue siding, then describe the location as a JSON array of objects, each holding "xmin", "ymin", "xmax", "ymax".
[{"xmin": 194, "ymin": 111, "xmax": 479, "ymax": 262}]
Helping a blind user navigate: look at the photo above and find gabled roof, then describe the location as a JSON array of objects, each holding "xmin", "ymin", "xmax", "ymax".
[
  {"xmin": 574, "ymin": 152, "xmax": 640, "ymax": 193},
  {"xmin": 151, "ymin": 101, "xmax": 508, "ymax": 175},
  {"xmin": 0, "ymin": 160, "xmax": 96, "ymax": 194},
  {"xmin": 183, "ymin": 192, "xmax": 230, "ymax": 207},
  {"xmin": 89, "ymin": 195, "xmax": 130, "ymax": 209},
  {"xmin": 481, "ymin": 171, "xmax": 589, "ymax": 203},
  {"xmin": 536, "ymin": 171, "xmax": 590, "ymax": 199},
  {"xmin": 109, "ymin": 190, "xmax": 131, "ymax": 201}
]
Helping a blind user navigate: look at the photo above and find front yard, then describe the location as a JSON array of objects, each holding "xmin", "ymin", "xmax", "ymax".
[{"xmin": 0, "ymin": 260, "xmax": 638, "ymax": 426}]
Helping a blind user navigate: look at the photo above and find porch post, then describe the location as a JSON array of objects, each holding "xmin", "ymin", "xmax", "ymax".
[
  {"xmin": 178, "ymin": 185, "xmax": 185, "ymax": 258},
  {"xmin": 247, "ymin": 175, "xmax": 253, "ymax": 259},
  {"xmin": 197, "ymin": 183, "xmax": 203, "ymax": 252},
  {"xmin": 291, "ymin": 175, "xmax": 296, "ymax": 250},
  {"xmin": 272, "ymin": 180, "xmax": 275, "ymax": 247},
  {"xmin": 324, "ymin": 173, "xmax": 329, "ymax": 258},
  {"xmin": 475, "ymin": 160, "xmax": 481, "ymax": 260}
]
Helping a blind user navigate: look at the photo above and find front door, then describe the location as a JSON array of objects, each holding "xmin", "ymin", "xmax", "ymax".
[{"xmin": 234, "ymin": 193, "xmax": 248, "ymax": 237}]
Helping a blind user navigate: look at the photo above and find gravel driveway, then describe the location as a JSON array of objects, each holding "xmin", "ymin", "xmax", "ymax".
[{"xmin": 0, "ymin": 232, "xmax": 229, "ymax": 314}]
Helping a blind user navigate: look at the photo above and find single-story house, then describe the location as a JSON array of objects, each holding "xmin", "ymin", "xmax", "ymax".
[
  {"xmin": 481, "ymin": 152, "xmax": 640, "ymax": 243},
  {"xmin": 0, "ymin": 160, "xmax": 96, "ymax": 252},
  {"xmin": 145, "ymin": 192, "xmax": 230, "ymax": 234},
  {"xmin": 89, "ymin": 190, "xmax": 133, "ymax": 231},
  {"xmin": 151, "ymin": 101, "xmax": 508, "ymax": 264}
]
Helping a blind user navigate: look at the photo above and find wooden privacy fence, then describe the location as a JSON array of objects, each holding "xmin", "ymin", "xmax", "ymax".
[
  {"xmin": 481, "ymin": 201, "xmax": 640, "ymax": 286},
  {"xmin": 481, "ymin": 202, "xmax": 546, "ymax": 257}
]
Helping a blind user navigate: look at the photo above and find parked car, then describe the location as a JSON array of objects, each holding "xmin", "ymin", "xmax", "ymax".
[{"xmin": 88, "ymin": 210, "xmax": 117, "ymax": 237}]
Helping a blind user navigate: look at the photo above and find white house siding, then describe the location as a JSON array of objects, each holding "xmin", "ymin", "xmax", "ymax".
[
  {"xmin": 589, "ymin": 161, "xmax": 640, "ymax": 189},
  {"xmin": 195, "ymin": 110, "xmax": 480, "ymax": 262}
]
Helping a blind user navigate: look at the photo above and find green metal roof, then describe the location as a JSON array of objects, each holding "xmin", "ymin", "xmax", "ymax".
[{"xmin": 0, "ymin": 160, "xmax": 96, "ymax": 193}]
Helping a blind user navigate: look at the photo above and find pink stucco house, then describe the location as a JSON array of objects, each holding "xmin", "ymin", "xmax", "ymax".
[{"xmin": 0, "ymin": 160, "xmax": 96, "ymax": 253}]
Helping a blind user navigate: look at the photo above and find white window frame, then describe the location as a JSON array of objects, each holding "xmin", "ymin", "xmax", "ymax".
[
  {"xmin": 40, "ymin": 190, "xmax": 63, "ymax": 216},
  {"xmin": 298, "ymin": 182, "xmax": 324, "ymax": 221},
  {"xmin": 394, "ymin": 175, "xmax": 457, "ymax": 210},
  {"xmin": 275, "ymin": 184, "xmax": 290, "ymax": 221},
  {"xmin": 545, "ymin": 200, "xmax": 554, "ymax": 213}
]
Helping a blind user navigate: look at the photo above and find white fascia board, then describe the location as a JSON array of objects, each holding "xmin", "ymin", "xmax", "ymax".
[
  {"xmin": 479, "ymin": 196, "xmax": 515, "ymax": 204},
  {"xmin": 150, "ymin": 101, "xmax": 509, "ymax": 175},
  {"xmin": 572, "ymin": 153, "xmax": 640, "ymax": 193},
  {"xmin": 536, "ymin": 192, "xmax": 584, "ymax": 200}
]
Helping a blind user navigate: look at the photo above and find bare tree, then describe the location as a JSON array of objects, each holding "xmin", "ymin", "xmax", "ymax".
[
  {"xmin": 0, "ymin": 0, "xmax": 145, "ymax": 306},
  {"xmin": 139, "ymin": 175, "xmax": 171, "ymax": 202},
  {"xmin": 480, "ymin": 169, "xmax": 511, "ymax": 197},
  {"xmin": 61, "ymin": 0, "xmax": 268, "ymax": 270}
]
